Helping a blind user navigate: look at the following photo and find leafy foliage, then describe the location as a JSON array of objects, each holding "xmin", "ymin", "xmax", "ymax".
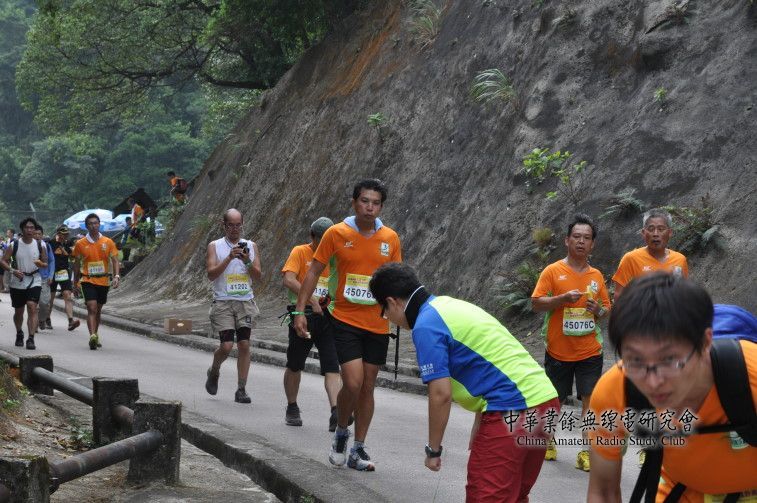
[
  {"xmin": 17, "ymin": 0, "xmax": 360, "ymax": 132},
  {"xmin": 67, "ymin": 417, "xmax": 94, "ymax": 450},
  {"xmin": 654, "ymin": 86, "xmax": 668, "ymax": 103},
  {"xmin": 471, "ymin": 69, "xmax": 516, "ymax": 106},
  {"xmin": 367, "ymin": 113, "xmax": 386, "ymax": 129},
  {"xmin": 665, "ymin": 195, "xmax": 725, "ymax": 255},
  {"xmin": 521, "ymin": 148, "xmax": 591, "ymax": 207},
  {"xmin": 497, "ymin": 226, "xmax": 555, "ymax": 316},
  {"xmin": 409, "ymin": 0, "xmax": 443, "ymax": 49},
  {"xmin": 599, "ymin": 188, "xmax": 647, "ymax": 220}
]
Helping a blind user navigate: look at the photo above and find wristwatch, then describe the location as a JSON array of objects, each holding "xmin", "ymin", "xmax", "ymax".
[{"xmin": 425, "ymin": 444, "xmax": 443, "ymax": 458}]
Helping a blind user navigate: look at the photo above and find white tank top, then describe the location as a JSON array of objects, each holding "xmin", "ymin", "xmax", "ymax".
[
  {"xmin": 10, "ymin": 239, "xmax": 42, "ymax": 289},
  {"xmin": 211, "ymin": 237, "xmax": 254, "ymax": 301}
]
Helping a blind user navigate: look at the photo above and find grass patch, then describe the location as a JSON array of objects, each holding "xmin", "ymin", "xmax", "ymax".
[
  {"xmin": 665, "ymin": 195, "xmax": 725, "ymax": 255},
  {"xmin": 599, "ymin": 188, "xmax": 647, "ymax": 220},
  {"xmin": 409, "ymin": 0, "xmax": 443, "ymax": 49},
  {"xmin": 471, "ymin": 69, "xmax": 516, "ymax": 106}
]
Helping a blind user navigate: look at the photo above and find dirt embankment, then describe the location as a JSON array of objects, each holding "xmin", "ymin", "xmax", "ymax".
[{"xmin": 114, "ymin": 0, "xmax": 757, "ymax": 337}]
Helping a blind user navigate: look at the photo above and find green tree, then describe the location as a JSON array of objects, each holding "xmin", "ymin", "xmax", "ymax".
[
  {"xmin": 0, "ymin": 0, "xmax": 36, "ymax": 142},
  {"xmin": 17, "ymin": 0, "xmax": 361, "ymax": 133}
]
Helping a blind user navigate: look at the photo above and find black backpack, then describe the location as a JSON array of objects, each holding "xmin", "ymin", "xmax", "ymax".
[{"xmin": 627, "ymin": 337, "xmax": 757, "ymax": 503}]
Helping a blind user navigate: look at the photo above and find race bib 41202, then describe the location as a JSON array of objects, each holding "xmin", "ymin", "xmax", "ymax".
[
  {"xmin": 226, "ymin": 273, "xmax": 250, "ymax": 296},
  {"xmin": 343, "ymin": 273, "xmax": 376, "ymax": 305}
]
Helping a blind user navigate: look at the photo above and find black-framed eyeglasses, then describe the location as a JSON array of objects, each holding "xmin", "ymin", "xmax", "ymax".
[{"xmin": 618, "ymin": 347, "xmax": 697, "ymax": 379}]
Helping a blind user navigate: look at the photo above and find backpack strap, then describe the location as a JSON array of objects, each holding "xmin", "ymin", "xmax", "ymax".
[
  {"xmin": 626, "ymin": 378, "xmax": 663, "ymax": 503},
  {"xmin": 708, "ymin": 338, "xmax": 757, "ymax": 447}
]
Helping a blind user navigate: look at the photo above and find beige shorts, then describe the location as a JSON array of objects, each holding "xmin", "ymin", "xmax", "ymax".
[{"xmin": 209, "ymin": 299, "xmax": 260, "ymax": 335}]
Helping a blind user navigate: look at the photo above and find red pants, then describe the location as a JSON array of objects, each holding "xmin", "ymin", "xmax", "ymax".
[{"xmin": 466, "ymin": 397, "xmax": 561, "ymax": 503}]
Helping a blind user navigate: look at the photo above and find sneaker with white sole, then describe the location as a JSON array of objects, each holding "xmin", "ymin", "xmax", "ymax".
[
  {"xmin": 329, "ymin": 429, "xmax": 350, "ymax": 467},
  {"xmin": 348, "ymin": 446, "xmax": 375, "ymax": 472},
  {"xmin": 285, "ymin": 404, "xmax": 302, "ymax": 426}
]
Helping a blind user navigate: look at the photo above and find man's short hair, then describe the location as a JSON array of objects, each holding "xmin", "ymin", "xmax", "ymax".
[
  {"xmin": 19, "ymin": 217, "xmax": 39, "ymax": 231},
  {"xmin": 369, "ymin": 262, "xmax": 421, "ymax": 307},
  {"xmin": 35, "ymin": 224, "xmax": 43, "ymax": 232},
  {"xmin": 642, "ymin": 208, "xmax": 672, "ymax": 228},
  {"xmin": 310, "ymin": 217, "xmax": 334, "ymax": 238},
  {"xmin": 609, "ymin": 273, "xmax": 713, "ymax": 356},
  {"xmin": 352, "ymin": 178, "xmax": 387, "ymax": 203},
  {"xmin": 85, "ymin": 213, "xmax": 100, "ymax": 224},
  {"xmin": 567, "ymin": 213, "xmax": 597, "ymax": 240},
  {"xmin": 166, "ymin": 170, "xmax": 176, "ymax": 177}
]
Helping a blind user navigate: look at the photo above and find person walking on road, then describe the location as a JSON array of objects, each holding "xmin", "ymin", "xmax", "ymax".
[
  {"xmin": 293, "ymin": 179, "xmax": 402, "ymax": 472},
  {"xmin": 281, "ymin": 217, "xmax": 343, "ymax": 430},
  {"xmin": 33, "ymin": 225, "xmax": 55, "ymax": 332},
  {"xmin": 72, "ymin": 213, "xmax": 120, "ymax": 350},
  {"xmin": 531, "ymin": 214, "xmax": 611, "ymax": 472},
  {"xmin": 204, "ymin": 208, "xmax": 262, "ymax": 404},
  {"xmin": 0, "ymin": 218, "xmax": 47, "ymax": 350},
  {"xmin": 48, "ymin": 225, "xmax": 80, "ymax": 331},
  {"xmin": 370, "ymin": 262, "xmax": 560, "ymax": 502},
  {"xmin": 612, "ymin": 207, "xmax": 688, "ymax": 299}
]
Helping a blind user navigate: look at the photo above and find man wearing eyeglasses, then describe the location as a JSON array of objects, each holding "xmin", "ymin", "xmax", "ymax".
[
  {"xmin": 204, "ymin": 208, "xmax": 262, "ymax": 404},
  {"xmin": 532, "ymin": 214, "xmax": 611, "ymax": 471},
  {"xmin": 293, "ymin": 179, "xmax": 401, "ymax": 472},
  {"xmin": 612, "ymin": 208, "xmax": 688, "ymax": 300},
  {"xmin": 587, "ymin": 274, "xmax": 757, "ymax": 502}
]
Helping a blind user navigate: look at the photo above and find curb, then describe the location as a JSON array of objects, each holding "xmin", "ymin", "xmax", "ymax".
[
  {"xmin": 53, "ymin": 301, "xmax": 427, "ymax": 397},
  {"xmin": 180, "ymin": 409, "xmax": 389, "ymax": 503}
]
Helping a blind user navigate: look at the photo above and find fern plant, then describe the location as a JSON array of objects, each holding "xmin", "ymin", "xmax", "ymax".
[
  {"xmin": 665, "ymin": 195, "xmax": 725, "ymax": 254},
  {"xmin": 599, "ymin": 188, "xmax": 647, "ymax": 220},
  {"xmin": 409, "ymin": 0, "xmax": 442, "ymax": 48},
  {"xmin": 471, "ymin": 69, "xmax": 516, "ymax": 106}
]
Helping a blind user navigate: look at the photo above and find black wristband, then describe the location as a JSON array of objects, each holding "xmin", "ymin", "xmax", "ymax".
[{"xmin": 425, "ymin": 444, "xmax": 443, "ymax": 458}]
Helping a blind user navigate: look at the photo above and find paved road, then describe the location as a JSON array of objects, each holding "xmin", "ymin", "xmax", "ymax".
[{"xmin": 0, "ymin": 292, "xmax": 640, "ymax": 502}]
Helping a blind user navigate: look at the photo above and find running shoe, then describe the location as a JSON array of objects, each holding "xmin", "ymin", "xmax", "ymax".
[
  {"xmin": 329, "ymin": 429, "xmax": 350, "ymax": 467},
  {"xmin": 285, "ymin": 404, "xmax": 303, "ymax": 426},
  {"xmin": 88, "ymin": 334, "xmax": 100, "ymax": 350},
  {"xmin": 15, "ymin": 331, "xmax": 24, "ymax": 347},
  {"xmin": 205, "ymin": 368, "xmax": 219, "ymax": 395},
  {"xmin": 234, "ymin": 387, "xmax": 251, "ymax": 404},
  {"xmin": 45, "ymin": 319, "xmax": 52, "ymax": 330},
  {"xmin": 25, "ymin": 338, "xmax": 36, "ymax": 350},
  {"xmin": 576, "ymin": 449, "xmax": 590, "ymax": 472},
  {"xmin": 545, "ymin": 438, "xmax": 557, "ymax": 461},
  {"xmin": 68, "ymin": 319, "xmax": 80, "ymax": 331},
  {"xmin": 348, "ymin": 446, "xmax": 375, "ymax": 472}
]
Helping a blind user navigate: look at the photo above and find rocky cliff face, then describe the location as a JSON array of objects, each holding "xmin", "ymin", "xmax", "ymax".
[{"xmin": 115, "ymin": 0, "xmax": 757, "ymax": 323}]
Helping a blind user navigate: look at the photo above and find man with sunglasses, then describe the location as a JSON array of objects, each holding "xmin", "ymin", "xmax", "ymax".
[
  {"xmin": 587, "ymin": 274, "xmax": 756, "ymax": 502},
  {"xmin": 204, "ymin": 208, "xmax": 261, "ymax": 404}
]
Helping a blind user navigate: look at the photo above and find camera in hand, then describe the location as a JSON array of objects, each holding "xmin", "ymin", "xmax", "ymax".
[{"xmin": 236, "ymin": 241, "xmax": 249, "ymax": 254}]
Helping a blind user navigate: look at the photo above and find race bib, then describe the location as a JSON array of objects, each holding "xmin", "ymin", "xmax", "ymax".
[
  {"xmin": 563, "ymin": 307, "xmax": 595, "ymax": 336},
  {"xmin": 343, "ymin": 273, "xmax": 376, "ymax": 305},
  {"xmin": 315, "ymin": 277, "xmax": 330, "ymax": 298},
  {"xmin": 87, "ymin": 261, "xmax": 105, "ymax": 276},
  {"xmin": 226, "ymin": 273, "xmax": 250, "ymax": 296},
  {"xmin": 54, "ymin": 270, "xmax": 69, "ymax": 282}
]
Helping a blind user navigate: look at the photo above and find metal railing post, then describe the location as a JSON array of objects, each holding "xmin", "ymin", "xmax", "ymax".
[
  {"xmin": 18, "ymin": 356, "xmax": 53, "ymax": 396},
  {"xmin": 0, "ymin": 456, "xmax": 50, "ymax": 503},
  {"xmin": 128, "ymin": 400, "xmax": 182, "ymax": 485},
  {"xmin": 92, "ymin": 378, "xmax": 139, "ymax": 445}
]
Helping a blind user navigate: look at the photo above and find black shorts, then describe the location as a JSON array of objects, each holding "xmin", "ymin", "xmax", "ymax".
[
  {"xmin": 544, "ymin": 353, "xmax": 603, "ymax": 402},
  {"xmin": 330, "ymin": 315, "xmax": 390, "ymax": 366},
  {"xmin": 286, "ymin": 313, "xmax": 340, "ymax": 375},
  {"xmin": 50, "ymin": 280, "xmax": 73, "ymax": 293},
  {"xmin": 10, "ymin": 287, "xmax": 42, "ymax": 308},
  {"xmin": 81, "ymin": 282, "xmax": 109, "ymax": 305}
]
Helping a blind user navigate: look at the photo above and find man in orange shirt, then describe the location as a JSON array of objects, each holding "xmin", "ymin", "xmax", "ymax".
[
  {"xmin": 72, "ymin": 213, "xmax": 120, "ymax": 350},
  {"xmin": 587, "ymin": 275, "xmax": 756, "ymax": 503},
  {"xmin": 612, "ymin": 208, "xmax": 688, "ymax": 299},
  {"xmin": 166, "ymin": 171, "xmax": 187, "ymax": 203},
  {"xmin": 293, "ymin": 179, "xmax": 402, "ymax": 472},
  {"xmin": 532, "ymin": 214, "xmax": 611, "ymax": 471},
  {"xmin": 281, "ymin": 217, "xmax": 342, "ymax": 430}
]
